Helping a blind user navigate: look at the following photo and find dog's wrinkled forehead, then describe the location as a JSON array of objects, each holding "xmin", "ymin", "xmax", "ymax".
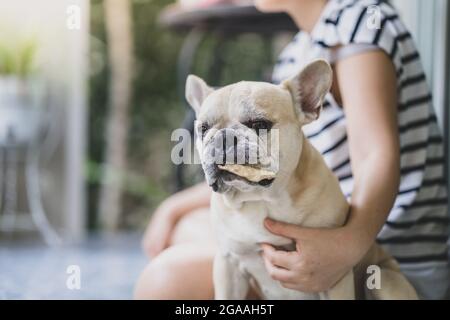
[
  {"xmin": 197, "ymin": 81, "xmax": 295, "ymax": 125},
  {"xmin": 187, "ymin": 59, "xmax": 333, "ymax": 127}
]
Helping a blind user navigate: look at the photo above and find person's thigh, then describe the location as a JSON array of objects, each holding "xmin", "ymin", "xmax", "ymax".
[
  {"xmin": 170, "ymin": 208, "xmax": 216, "ymax": 247},
  {"xmin": 134, "ymin": 243, "xmax": 216, "ymax": 300},
  {"xmin": 135, "ymin": 208, "xmax": 260, "ymax": 299}
]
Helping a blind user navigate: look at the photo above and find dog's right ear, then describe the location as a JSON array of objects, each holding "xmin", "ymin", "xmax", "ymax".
[{"xmin": 185, "ymin": 75, "xmax": 214, "ymax": 114}]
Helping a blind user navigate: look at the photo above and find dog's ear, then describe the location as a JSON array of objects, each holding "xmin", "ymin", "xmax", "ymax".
[
  {"xmin": 185, "ymin": 75, "xmax": 214, "ymax": 114},
  {"xmin": 282, "ymin": 59, "xmax": 333, "ymax": 124}
]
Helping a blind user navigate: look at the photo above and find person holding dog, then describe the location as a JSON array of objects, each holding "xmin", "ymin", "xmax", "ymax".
[{"xmin": 135, "ymin": 0, "xmax": 449, "ymax": 300}]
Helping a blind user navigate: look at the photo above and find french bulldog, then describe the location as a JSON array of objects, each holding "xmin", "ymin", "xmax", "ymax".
[{"xmin": 185, "ymin": 59, "xmax": 418, "ymax": 300}]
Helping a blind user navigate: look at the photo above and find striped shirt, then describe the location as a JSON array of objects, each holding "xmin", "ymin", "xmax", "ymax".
[{"xmin": 272, "ymin": 0, "xmax": 449, "ymax": 296}]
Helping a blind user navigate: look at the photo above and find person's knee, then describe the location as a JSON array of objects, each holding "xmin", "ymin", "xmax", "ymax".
[
  {"xmin": 134, "ymin": 253, "xmax": 176, "ymax": 300},
  {"xmin": 134, "ymin": 244, "xmax": 215, "ymax": 300}
]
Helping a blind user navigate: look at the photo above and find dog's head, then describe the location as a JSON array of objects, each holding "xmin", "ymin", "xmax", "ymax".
[{"xmin": 185, "ymin": 59, "xmax": 332, "ymax": 194}]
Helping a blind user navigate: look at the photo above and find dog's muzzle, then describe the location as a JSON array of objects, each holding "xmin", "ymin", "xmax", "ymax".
[{"xmin": 200, "ymin": 128, "xmax": 275, "ymax": 193}]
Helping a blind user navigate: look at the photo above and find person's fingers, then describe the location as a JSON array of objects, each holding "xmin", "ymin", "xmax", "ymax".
[
  {"xmin": 143, "ymin": 232, "xmax": 158, "ymax": 258},
  {"xmin": 153, "ymin": 225, "xmax": 172, "ymax": 256},
  {"xmin": 262, "ymin": 254, "xmax": 295, "ymax": 283},
  {"xmin": 260, "ymin": 244, "xmax": 299, "ymax": 269},
  {"xmin": 279, "ymin": 282, "xmax": 300, "ymax": 291},
  {"xmin": 282, "ymin": 281, "xmax": 328, "ymax": 294},
  {"xmin": 279, "ymin": 282, "xmax": 318, "ymax": 293},
  {"xmin": 264, "ymin": 218, "xmax": 325, "ymax": 240},
  {"xmin": 143, "ymin": 218, "xmax": 173, "ymax": 258}
]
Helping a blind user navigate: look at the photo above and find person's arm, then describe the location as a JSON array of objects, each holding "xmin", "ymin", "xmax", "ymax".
[
  {"xmin": 336, "ymin": 49, "xmax": 400, "ymax": 243},
  {"xmin": 260, "ymin": 50, "xmax": 400, "ymax": 293},
  {"xmin": 142, "ymin": 182, "xmax": 212, "ymax": 257}
]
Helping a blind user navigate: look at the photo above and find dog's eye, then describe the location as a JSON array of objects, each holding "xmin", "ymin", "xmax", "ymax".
[
  {"xmin": 247, "ymin": 120, "xmax": 272, "ymax": 133},
  {"xmin": 200, "ymin": 123, "xmax": 210, "ymax": 137}
]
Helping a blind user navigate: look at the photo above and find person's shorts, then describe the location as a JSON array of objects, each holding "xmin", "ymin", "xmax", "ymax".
[{"xmin": 401, "ymin": 262, "xmax": 450, "ymax": 300}]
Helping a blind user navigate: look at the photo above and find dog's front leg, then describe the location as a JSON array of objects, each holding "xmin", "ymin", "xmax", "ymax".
[{"xmin": 213, "ymin": 253, "xmax": 249, "ymax": 300}]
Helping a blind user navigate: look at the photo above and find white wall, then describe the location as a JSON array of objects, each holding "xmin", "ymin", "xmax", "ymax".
[{"xmin": 0, "ymin": 0, "xmax": 89, "ymax": 240}]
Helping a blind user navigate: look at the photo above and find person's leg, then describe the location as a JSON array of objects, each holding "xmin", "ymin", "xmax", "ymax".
[
  {"xmin": 169, "ymin": 208, "xmax": 216, "ymax": 246},
  {"xmin": 134, "ymin": 208, "xmax": 260, "ymax": 300},
  {"xmin": 134, "ymin": 242, "xmax": 216, "ymax": 299},
  {"xmin": 134, "ymin": 208, "xmax": 216, "ymax": 300}
]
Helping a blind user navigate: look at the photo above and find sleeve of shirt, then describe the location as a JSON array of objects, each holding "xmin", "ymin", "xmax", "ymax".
[{"xmin": 316, "ymin": 1, "xmax": 418, "ymax": 76}]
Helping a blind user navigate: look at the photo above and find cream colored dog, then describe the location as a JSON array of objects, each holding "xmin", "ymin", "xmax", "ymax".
[{"xmin": 185, "ymin": 59, "xmax": 418, "ymax": 300}]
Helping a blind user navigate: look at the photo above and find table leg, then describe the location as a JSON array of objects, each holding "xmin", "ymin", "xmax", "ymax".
[
  {"xmin": 208, "ymin": 30, "xmax": 230, "ymax": 85},
  {"xmin": 0, "ymin": 148, "xmax": 18, "ymax": 232},
  {"xmin": 25, "ymin": 147, "xmax": 61, "ymax": 246},
  {"xmin": 174, "ymin": 28, "xmax": 207, "ymax": 191}
]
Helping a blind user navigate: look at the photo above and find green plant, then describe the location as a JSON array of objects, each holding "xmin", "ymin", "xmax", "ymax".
[{"xmin": 0, "ymin": 38, "xmax": 38, "ymax": 77}]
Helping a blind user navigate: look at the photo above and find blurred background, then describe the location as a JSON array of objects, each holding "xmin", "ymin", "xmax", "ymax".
[{"xmin": 0, "ymin": 0, "xmax": 448, "ymax": 299}]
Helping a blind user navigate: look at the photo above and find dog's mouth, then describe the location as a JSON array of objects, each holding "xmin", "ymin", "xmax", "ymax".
[{"xmin": 211, "ymin": 165, "xmax": 275, "ymax": 192}]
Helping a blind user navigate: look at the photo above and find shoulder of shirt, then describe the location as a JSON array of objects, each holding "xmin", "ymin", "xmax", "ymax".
[
  {"xmin": 322, "ymin": 0, "xmax": 398, "ymax": 31},
  {"xmin": 326, "ymin": 0, "xmax": 397, "ymax": 19},
  {"xmin": 315, "ymin": 0, "xmax": 404, "ymax": 46}
]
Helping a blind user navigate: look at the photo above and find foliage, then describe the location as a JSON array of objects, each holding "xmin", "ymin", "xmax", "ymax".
[{"xmin": 0, "ymin": 38, "xmax": 37, "ymax": 77}]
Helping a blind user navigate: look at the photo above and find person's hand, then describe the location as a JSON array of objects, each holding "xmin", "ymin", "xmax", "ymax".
[
  {"xmin": 261, "ymin": 218, "xmax": 372, "ymax": 293},
  {"xmin": 142, "ymin": 199, "xmax": 180, "ymax": 258}
]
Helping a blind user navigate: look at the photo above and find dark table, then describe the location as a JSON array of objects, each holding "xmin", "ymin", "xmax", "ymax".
[
  {"xmin": 159, "ymin": 4, "xmax": 297, "ymax": 190},
  {"xmin": 159, "ymin": 4, "xmax": 297, "ymax": 33}
]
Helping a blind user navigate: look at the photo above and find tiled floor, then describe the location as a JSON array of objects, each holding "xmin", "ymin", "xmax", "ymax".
[{"xmin": 0, "ymin": 233, "xmax": 147, "ymax": 299}]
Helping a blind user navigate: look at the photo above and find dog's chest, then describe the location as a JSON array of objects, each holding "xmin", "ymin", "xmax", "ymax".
[
  {"xmin": 213, "ymin": 200, "xmax": 319, "ymax": 300},
  {"xmin": 211, "ymin": 189, "xmax": 335, "ymax": 300},
  {"xmin": 213, "ymin": 199, "xmax": 296, "ymax": 253}
]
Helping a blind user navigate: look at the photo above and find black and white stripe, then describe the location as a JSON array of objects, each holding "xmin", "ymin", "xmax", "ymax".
[{"xmin": 273, "ymin": 0, "xmax": 448, "ymax": 267}]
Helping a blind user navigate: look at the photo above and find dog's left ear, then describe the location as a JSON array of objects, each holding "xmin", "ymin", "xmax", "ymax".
[
  {"xmin": 282, "ymin": 59, "xmax": 333, "ymax": 124},
  {"xmin": 185, "ymin": 75, "xmax": 214, "ymax": 115}
]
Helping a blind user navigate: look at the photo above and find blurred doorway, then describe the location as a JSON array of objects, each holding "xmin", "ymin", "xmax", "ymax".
[{"xmin": 0, "ymin": 0, "xmax": 89, "ymax": 242}]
